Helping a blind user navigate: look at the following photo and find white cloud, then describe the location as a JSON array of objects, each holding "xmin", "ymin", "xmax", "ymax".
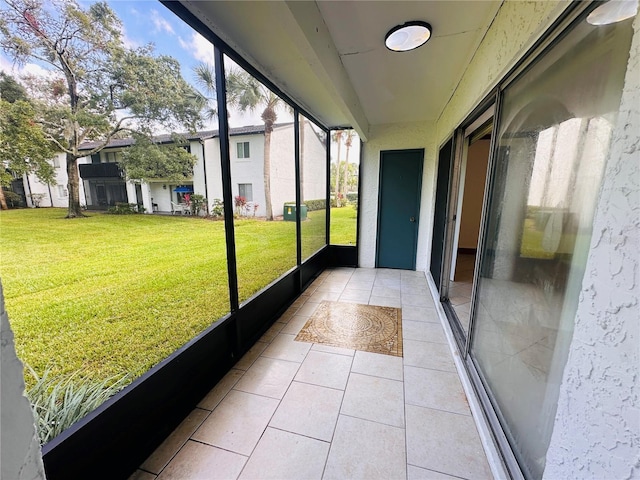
[
  {"xmin": 178, "ymin": 32, "xmax": 214, "ymax": 65},
  {"xmin": 151, "ymin": 9, "xmax": 175, "ymax": 35},
  {"xmin": 0, "ymin": 54, "xmax": 53, "ymax": 81}
]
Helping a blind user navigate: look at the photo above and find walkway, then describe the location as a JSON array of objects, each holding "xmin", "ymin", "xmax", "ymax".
[{"xmin": 129, "ymin": 268, "xmax": 493, "ymax": 480}]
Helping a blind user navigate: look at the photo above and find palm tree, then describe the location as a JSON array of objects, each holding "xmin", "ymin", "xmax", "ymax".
[
  {"xmin": 342, "ymin": 130, "xmax": 355, "ymax": 200},
  {"xmin": 194, "ymin": 63, "xmax": 285, "ymax": 220},
  {"xmin": 331, "ymin": 130, "xmax": 344, "ymax": 207}
]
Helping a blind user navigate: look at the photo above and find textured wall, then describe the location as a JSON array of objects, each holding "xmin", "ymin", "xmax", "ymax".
[
  {"xmin": 0, "ymin": 282, "xmax": 46, "ymax": 480},
  {"xmin": 359, "ymin": 121, "xmax": 436, "ymax": 269},
  {"xmin": 436, "ymin": 0, "xmax": 568, "ymax": 144},
  {"xmin": 543, "ymin": 14, "xmax": 640, "ymax": 480}
]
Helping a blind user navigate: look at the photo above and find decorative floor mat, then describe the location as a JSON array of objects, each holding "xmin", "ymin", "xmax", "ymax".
[{"xmin": 295, "ymin": 301, "xmax": 403, "ymax": 357}]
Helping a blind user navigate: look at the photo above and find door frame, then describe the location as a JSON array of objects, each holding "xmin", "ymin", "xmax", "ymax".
[{"xmin": 375, "ymin": 148, "xmax": 424, "ymax": 270}]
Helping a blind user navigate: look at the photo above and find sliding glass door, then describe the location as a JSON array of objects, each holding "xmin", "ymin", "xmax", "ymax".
[{"xmin": 470, "ymin": 12, "xmax": 634, "ymax": 480}]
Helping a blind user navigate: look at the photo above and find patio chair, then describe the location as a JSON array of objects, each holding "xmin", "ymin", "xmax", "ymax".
[{"xmin": 171, "ymin": 202, "xmax": 188, "ymax": 215}]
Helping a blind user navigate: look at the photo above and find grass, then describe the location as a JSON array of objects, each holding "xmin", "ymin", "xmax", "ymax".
[
  {"xmin": 0, "ymin": 207, "xmax": 357, "ymax": 388},
  {"xmin": 330, "ymin": 205, "xmax": 357, "ymax": 245}
]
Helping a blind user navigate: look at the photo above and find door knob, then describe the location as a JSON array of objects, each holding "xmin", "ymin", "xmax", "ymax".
[{"xmin": 410, "ymin": 216, "xmax": 415, "ymax": 222}]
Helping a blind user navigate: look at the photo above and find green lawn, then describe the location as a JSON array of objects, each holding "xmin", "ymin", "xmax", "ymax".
[
  {"xmin": 0, "ymin": 207, "xmax": 357, "ymax": 387},
  {"xmin": 330, "ymin": 205, "xmax": 357, "ymax": 245}
]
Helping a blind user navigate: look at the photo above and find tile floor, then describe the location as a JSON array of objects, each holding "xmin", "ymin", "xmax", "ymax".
[
  {"xmin": 450, "ymin": 254, "xmax": 476, "ymax": 334},
  {"xmin": 129, "ymin": 268, "xmax": 492, "ymax": 480}
]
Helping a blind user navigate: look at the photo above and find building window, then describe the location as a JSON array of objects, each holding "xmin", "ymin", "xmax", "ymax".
[
  {"xmin": 91, "ymin": 153, "xmax": 100, "ymax": 164},
  {"xmin": 238, "ymin": 183, "xmax": 253, "ymax": 202},
  {"xmin": 57, "ymin": 185, "xmax": 68, "ymax": 197},
  {"xmin": 105, "ymin": 152, "xmax": 118, "ymax": 163},
  {"xmin": 52, "ymin": 157, "xmax": 60, "ymax": 168},
  {"xmin": 236, "ymin": 141, "xmax": 250, "ymax": 159}
]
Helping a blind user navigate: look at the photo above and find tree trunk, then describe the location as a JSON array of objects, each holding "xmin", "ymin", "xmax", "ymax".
[
  {"xmin": 299, "ymin": 117, "xmax": 305, "ymax": 202},
  {"xmin": 263, "ymin": 131, "xmax": 273, "ymax": 221},
  {"xmin": 66, "ymin": 153, "xmax": 84, "ymax": 218},
  {"xmin": 334, "ymin": 137, "xmax": 342, "ymax": 207},
  {"xmin": 343, "ymin": 139, "xmax": 352, "ymax": 200},
  {"xmin": 0, "ymin": 187, "xmax": 7, "ymax": 210}
]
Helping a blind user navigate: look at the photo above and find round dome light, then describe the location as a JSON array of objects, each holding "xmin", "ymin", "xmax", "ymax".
[
  {"xmin": 385, "ymin": 21, "xmax": 432, "ymax": 52},
  {"xmin": 587, "ymin": 0, "xmax": 637, "ymax": 25}
]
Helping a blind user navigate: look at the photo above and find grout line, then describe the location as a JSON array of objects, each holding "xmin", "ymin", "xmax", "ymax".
[{"xmin": 338, "ymin": 412, "xmax": 406, "ymax": 431}]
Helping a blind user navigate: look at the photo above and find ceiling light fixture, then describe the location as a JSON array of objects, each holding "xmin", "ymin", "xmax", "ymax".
[
  {"xmin": 385, "ymin": 21, "xmax": 432, "ymax": 52},
  {"xmin": 587, "ymin": 0, "xmax": 638, "ymax": 25}
]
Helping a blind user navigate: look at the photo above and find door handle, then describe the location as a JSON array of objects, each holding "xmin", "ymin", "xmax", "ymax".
[{"xmin": 410, "ymin": 216, "xmax": 416, "ymax": 222}]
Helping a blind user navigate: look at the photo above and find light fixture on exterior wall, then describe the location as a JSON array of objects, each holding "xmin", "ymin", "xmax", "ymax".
[
  {"xmin": 163, "ymin": 184, "xmax": 167, "ymax": 190},
  {"xmin": 385, "ymin": 21, "xmax": 432, "ymax": 52},
  {"xmin": 587, "ymin": 0, "xmax": 638, "ymax": 25}
]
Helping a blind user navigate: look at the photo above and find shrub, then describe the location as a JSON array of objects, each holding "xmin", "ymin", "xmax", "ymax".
[
  {"xmin": 190, "ymin": 194, "xmax": 207, "ymax": 216},
  {"xmin": 210, "ymin": 198, "xmax": 224, "ymax": 217},
  {"xmin": 3, "ymin": 190, "xmax": 23, "ymax": 207},
  {"xmin": 26, "ymin": 365, "xmax": 130, "ymax": 445},
  {"xmin": 346, "ymin": 192, "xmax": 358, "ymax": 203},
  {"xmin": 107, "ymin": 203, "xmax": 144, "ymax": 214},
  {"xmin": 284, "ymin": 199, "xmax": 326, "ymax": 211}
]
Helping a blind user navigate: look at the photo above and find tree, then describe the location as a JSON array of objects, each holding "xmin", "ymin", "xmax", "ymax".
[
  {"xmin": 342, "ymin": 130, "xmax": 356, "ymax": 198},
  {"xmin": 331, "ymin": 130, "xmax": 343, "ymax": 206},
  {"xmin": 0, "ymin": 0, "xmax": 203, "ymax": 218},
  {"xmin": 0, "ymin": 71, "xmax": 28, "ymax": 102},
  {"xmin": 194, "ymin": 63, "xmax": 285, "ymax": 221},
  {"xmin": 118, "ymin": 134, "xmax": 197, "ymax": 184},
  {"xmin": 0, "ymin": 93, "xmax": 56, "ymax": 210}
]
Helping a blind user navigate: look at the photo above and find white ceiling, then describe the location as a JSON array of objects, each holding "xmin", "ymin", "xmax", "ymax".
[{"xmin": 180, "ymin": 0, "xmax": 501, "ymax": 138}]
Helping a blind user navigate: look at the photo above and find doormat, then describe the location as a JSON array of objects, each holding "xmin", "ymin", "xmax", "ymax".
[{"xmin": 295, "ymin": 301, "xmax": 403, "ymax": 357}]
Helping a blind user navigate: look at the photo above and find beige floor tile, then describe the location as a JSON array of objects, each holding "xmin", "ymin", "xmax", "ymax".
[
  {"xmin": 339, "ymin": 289, "xmax": 371, "ymax": 304},
  {"xmin": 307, "ymin": 290, "xmax": 342, "ymax": 303},
  {"xmin": 140, "ymin": 407, "xmax": 210, "ymax": 473},
  {"xmin": 369, "ymin": 295, "xmax": 402, "ymax": 308},
  {"xmin": 406, "ymin": 405, "xmax": 492, "ymax": 479},
  {"xmin": 280, "ymin": 315, "xmax": 312, "ymax": 335},
  {"xmin": 402, "ymin": 306, "xmax": 439, "ymax": 323},
  {"xmin": 234, "ymin": 341, "xmax": 268, "ymax": 371},
  {"xmin": 234, "ymin": 356, "xmax": 300, "ymax": 399},
  {"xmin": 373, "ymin": 277, "xmax": 402, "ymax": 289},
  {"xmin": 260, "ymin": 321, "xmax": 286, "ymax": 343},
  {"xmin": 270, "ymin": 381, "xmax": 343, "ymax": 441},
  {"xmin": 239, "ymin": 428, "xmax": 330, "ymax": 480},
  {"xmin": 402, "ymin": 294, "xmax": 433, "ymax": 308},
  {"xmin": 296, "ymin": 302, "xmax": 321, "ymax": 317},
  {"xmin": 315, "ymin": 282, "xmax": 348, "ymax": 293},
  {"xmin": 311, "ymin": 343, "xmax": 355, "ymax": 356},
  {"xmin": 261, "ymin": 333, "xmax": 312, "ymax": 363},
  {"xmin": 403, "ymin": 321, "xmax": 447, "ymax": 344},
  {"xmin": 404, "ymin": 366, "xmax": 470, "ymax": 415},
  {"xmin": 323, "ymin": 415, "xmax": 406, "ymax": 480},
  {"xmin": 156, "ymin": 440, "xmax": 246, "ymax": 480},
  {"xmin": 128, "ymin": 470, "xmax": 156, "ymax": 480},
  {"xmin": 401, "ymin": 284, "xmax": 430, "ymax": 296},
  {"xmin": 346, "ymin": 279, "xmax": 375, "ymax": 290},
  {"xmin": 371, "ymin": 285, "xmax": 402, "ymax": 299},
  {"xmin": 295, "ymin": 350, "xmax": 353, "ymax": 390},
  {"xmin": 198, "ymin": 369, "xmax": 244, "ymax": 411},
  {"xmin": 192, "ymin": 390, "xmax": 278, "ymax": 456},
  {"xmin": 351, "ymin": 351, "xmax": 403, "ymax": 381},
  {"xmin": 341, "ymin": 373, "xmax": 405, "ymax": 427},
  {"xmin": 407, "ymin": 465, "xmax": 462, "ymax": 479},
  {"xmin": 403, "ymin": 340, "xmax": 456, "ymax": 372}
]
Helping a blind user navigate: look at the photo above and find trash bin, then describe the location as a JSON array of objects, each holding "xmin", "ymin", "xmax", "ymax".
[{"xmin": 283, "ymin": 203, "xmax": 308, "ymax": 221}]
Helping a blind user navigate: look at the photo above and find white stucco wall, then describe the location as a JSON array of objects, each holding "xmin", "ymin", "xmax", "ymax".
[
  {"xmin": 230, "ymin": 132, "xmax": 268, "ymax": 217},
  {"xmin": 301, "ymin": 120, "xmax": 327, "ymax": 202},
  {"xmin": 0, "ymin": 282, "xmax": 46, "ymax": 480},
  {"xmin": 436, "ymin": 0, "xmax": 569, "ymax": 144},
  {"xmin": 543, "ymin": 14, "xmax": 640, "ymax": 479},
  {"xmin": 268, "ymin": 126, "xmax": 296, "ymax": 217},
  {"xmin": 359, "ymin": 121, "xmax": 436, "ymax": 270},
  {"xmin": 23, "ymin": 153, "xmax": 87, "ymax": 208}
]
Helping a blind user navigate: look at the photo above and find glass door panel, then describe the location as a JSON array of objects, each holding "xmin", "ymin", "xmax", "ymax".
[{"xmin": 470, "ymin": 14, "xmax": 634, "ymax": 479}]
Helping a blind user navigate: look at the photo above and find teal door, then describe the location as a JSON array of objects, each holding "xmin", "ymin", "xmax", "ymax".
[{"xmin": 376, "ymin": 149, "xmax": 424, "ymax": 269}]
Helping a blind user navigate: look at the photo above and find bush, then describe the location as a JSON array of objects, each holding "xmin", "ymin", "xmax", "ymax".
[
  {"xmin": 26, "ymin": 365, "xmax": 130, "ymax": 445},
  {"xmin": 190, "ymin": 194, "xmax": 207, "ymax": 216},
  {"xmin": 210, "ymin": 198, "xmax": 224, "ymax": 217},
  {"xmin": 346, "ymin": 192, "xmax": 358, "ymax": 203},
  {"xmin": 284, "ymin": 199, "xmax": 326, "ymax": 211},
  {"xmin": 3, "ymin": 190, "xmax": 24, "ymax": 207},
  {"xmin": 107, "ymin": 203, "xmax": 144, "ymax": 214}
]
